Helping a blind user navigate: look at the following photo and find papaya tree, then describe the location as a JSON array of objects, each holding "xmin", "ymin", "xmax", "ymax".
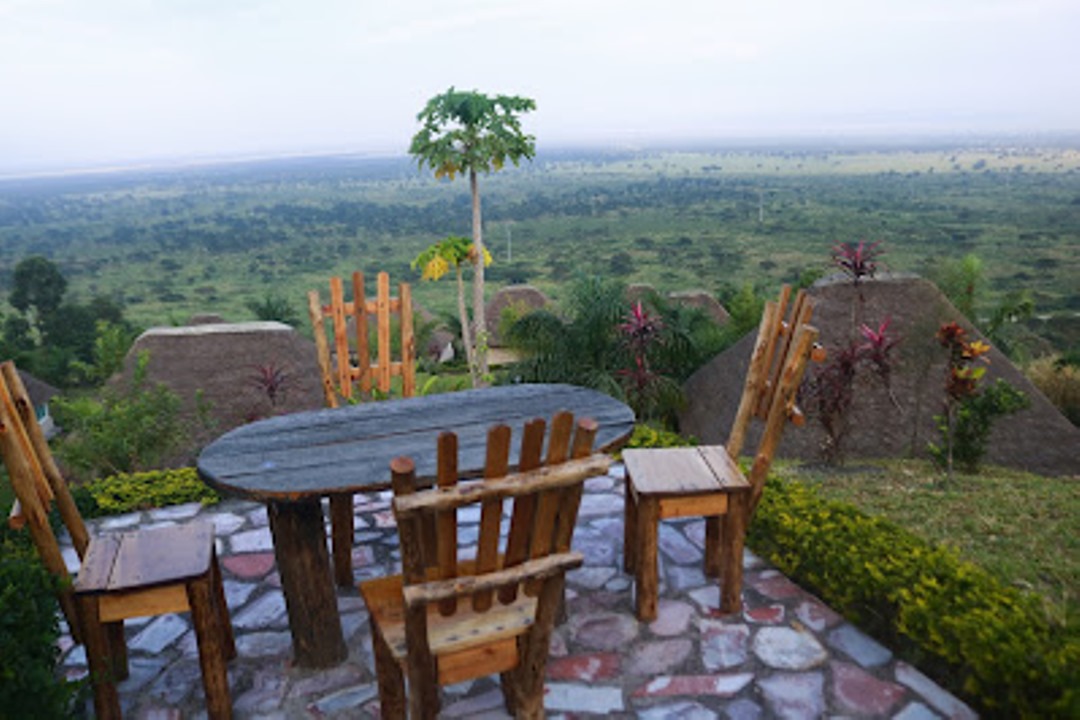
[
  {"xmin": 408, "ymin": 87, "xmax": 536, "ymax": 381},
  {"xmin": 412, "ymin": 235, "xmax": 491, "ymax": 387}
]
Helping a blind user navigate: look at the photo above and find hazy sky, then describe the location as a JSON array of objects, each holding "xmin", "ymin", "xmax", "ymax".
[{"xmin": 2, "ymin": 0, "xmax": 1078, "ymax": 173}]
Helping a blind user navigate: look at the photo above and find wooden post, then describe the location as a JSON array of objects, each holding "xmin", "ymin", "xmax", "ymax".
[
  {"xmin": 267, "ymin": 499, "xmax": 347, "ymax": 668},
  {"xmin": 78, "ymin": 594, "xmax": 122, "ymax": 720}
]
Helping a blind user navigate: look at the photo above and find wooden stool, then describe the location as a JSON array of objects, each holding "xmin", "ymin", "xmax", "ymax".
[
  {"xmin": 623, "ymin": 446, "xmax": 750, "ymax": 621},
  {"xmin": 621, "ymin": 286, "xmax": 824, "ymax": 622}
]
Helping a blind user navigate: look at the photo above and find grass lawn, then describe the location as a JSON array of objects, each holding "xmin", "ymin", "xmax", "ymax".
[{"xmin": 776, "ymin": 459, "xmax": 1079, "ymax": 634}]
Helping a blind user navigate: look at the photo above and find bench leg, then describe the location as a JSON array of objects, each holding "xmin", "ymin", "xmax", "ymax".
[
  {"xmin": 188, "ymin": 573, "xmax": 233, "ymax": 719},
  {"xmin": 704, "ymin": 515, "xmax": 723, "ymax": 578},
  {"xmin": 623, "ymin": 478, "xmax": 637, "ymax": 573},
  {"xmin": 634, "ymin": 495, "xmax": 660, "ymax": 622},
  {"xmin": 330, "ymin": 493, "xmax": 355, "ymax": 588},
  {"xmin": 720, "ymin": 494, "xmax": 748, "ymax": 614},
  {"xmin": 78, "ymin": 594, "xmax": 122, "ymax": 720}
]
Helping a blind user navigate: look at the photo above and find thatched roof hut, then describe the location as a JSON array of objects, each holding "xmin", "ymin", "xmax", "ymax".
[
  {"xmin": 680, "ymin": 276, "xmax": 1080, "ymax": 476},
  {"xmin": 116, "ymin": 321, "xmax": 324, "ymax": 465}
]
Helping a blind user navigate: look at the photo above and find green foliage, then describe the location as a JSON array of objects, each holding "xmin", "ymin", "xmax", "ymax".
[
  {"xmin": 52, "ymin": 352, "xmax": 186, "ymax": 479},
  {"xmin": 723, "ymin": 283, "xmax": 766, "ymax": 340},
  {"xmin": 246, "ymin": 292, "xmax": 301, "ymax": 326},
  {"xmin": 10, "ymin": 255, "xmax": 66, "ymax": 316},
  {"xmin": 70, "ymin": 320, "xmax": 139, "ymax": 386},
  {"xmin": 930, "ymin": 379, "xmax": 1030, "ymax": 473},
  {"xmin": 931, "ymin": 253, "xmax": 985, "ymax": 321},
  {"xmin": 82, "ymin": 467, "xmax": 220, "ymax": 516},
  {"xmin": 505, "ymin": 275, "xmax": 626, "ymax": 396},
  {"xmin": 1026, "ymin": 354, "xmax": 1080, "ymax": 425},
  {"xmin": 409, "ymin": 88, "xmax": 537, "ymax": 181},
  {"xmin": 0, "ymin": 538, "xmax": 77, "ymax": 719},
  {"xmin": 749, "ymin": 477, "xmax": 1080, "ymax": 718},
  {"xmin": 623, "ymin": 423, "xmax": 696, "ymax": 451}
]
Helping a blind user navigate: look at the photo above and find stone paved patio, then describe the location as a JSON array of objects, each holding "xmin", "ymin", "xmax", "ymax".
[{"xmin": 58, "ymin": 463, "xmax": 977, "ymax": 718}]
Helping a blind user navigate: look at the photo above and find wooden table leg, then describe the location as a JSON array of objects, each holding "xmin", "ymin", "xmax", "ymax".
[
  {"xmin": 635, "ymin": 494, "xmax": 660, "ymax": 622},
  {"xmin": 267, "ymin": 498, "xmax": 348, "ymax": 668},
  {"xmin": 329, "ymin": 493, "xmax": 355, "ymax": 588}
]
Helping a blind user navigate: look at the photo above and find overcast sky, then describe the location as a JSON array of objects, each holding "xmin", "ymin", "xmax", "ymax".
[{"xmin": 2, "ymin": 0, "xmax": 1078, "ymax": 173}]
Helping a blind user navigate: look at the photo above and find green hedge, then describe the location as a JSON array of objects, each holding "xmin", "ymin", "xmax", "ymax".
[
  {"xmin": 0, "ymin": 538, "xmax": 78, "ymax": 719},
  {"xmin": 748, "ymin": 477, "xmax": 1080, "ymax": 719},
  {"xmin": 79, "ymin": 467, "xmax": 221, "ymax": 517}
]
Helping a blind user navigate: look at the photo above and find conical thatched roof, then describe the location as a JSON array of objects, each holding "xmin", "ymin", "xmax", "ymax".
[
  {"xmin": 679, "ymin": 276, "xmax": 1080, "ymax": 476},
  {"xmin": 115, "ymin": 321, "xmax": 325, "ymax": 466}
]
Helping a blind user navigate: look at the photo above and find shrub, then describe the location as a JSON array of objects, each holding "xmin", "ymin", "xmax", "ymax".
[
  {"xmin": 81, "ymin": 467, "xmax": 221, "ymax": 517},
  {"xmin": 0, "ymin": 538, "xmax": 78, "ymax": 719},
  {"xmin": 1026, "ymin": 355, "xmax": 1080, "ymax": 425},
  {"xmin": 748, "ymin": 477, "xmax": 1079, "ymax": 718},
  {"xmin": 52, "ymin": 352, "xmax": 187, "ymax": 479},
  {"xmin": 929, "ymin": 379, "xmax": 1029, "ymax": 473}
]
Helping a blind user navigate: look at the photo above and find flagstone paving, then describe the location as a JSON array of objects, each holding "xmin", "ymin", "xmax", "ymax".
[{"xmin": 58, "ymin": 464, "xmax": 977, "ymax": 718}]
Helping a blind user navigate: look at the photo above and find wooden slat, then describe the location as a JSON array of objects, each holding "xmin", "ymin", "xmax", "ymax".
[
  {"xmin": 393, "ymin": 454, "xmax": 610, "ymax": 516},
  {"xmin": 747, "ymin": 323, "xmax": 819, "ymax": 515},
  {"xmin": 435, "ymin": 431, "xmax": 458, "ymax": 616},
  {"xmin": 697, "ymin": 446, "xmax": 751, "ymax": 489},
  {"xmin": 498, "ymin": 418, "xmax": 545, "ymax": 605},
  {"xmin": 658, "ymin": 493, "xmax": 730, "ymax": 520},
  {"xmin": 473, "ymin": 424, "xmax": 510, "ymax": 612},
  {"xmin": 329, "ymin": 276, "xmax": 352, "ymax": 401},
  {"xmin": 553, "ymin": 418, "xmax": 598, "ymax": 553},
  {"xmin": 99, "ymin": 583, "xmax": 191, "ymax": 623},
  {"xmin": 400, "ymin": 281, "xmax": 416, "ymax": 397},
  {"xmin": 352, "ymin": 272, "xmax": 371, "ymax": 394},
  {"xmin": 307, "ymin": 289, "xmax": 339, "ymax": 408},
  {"xmin": 376, "ymin": 272, "xmax": 392, "ymax": 393},
  {"xmin": 727, "ymin": 300, "xmax": 779, "ymax": 459},
  {"xmin": 403, "ymin": 552, "xmax": 584, "ymax": 608}
]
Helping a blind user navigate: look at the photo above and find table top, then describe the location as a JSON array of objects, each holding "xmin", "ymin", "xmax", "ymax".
[{"xmin": 197, "ymin": 383, "xmax": 635, "ymax": 502}]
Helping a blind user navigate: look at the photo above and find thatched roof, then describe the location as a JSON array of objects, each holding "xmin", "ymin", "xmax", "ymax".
[
  {"xmin": 679, "ymin": 276, "xmax": 1080, "ymax": 477},
  {"xmin": 484, "ymin": 285, "xmax": 551, "ymax": 346},
  {"xmin": 115, "ymin": 321, "xmax": 325, "ymax": 466},
  {"xmin": 16, "ymin": 369, "xmax": 59, "ymax": 407}
]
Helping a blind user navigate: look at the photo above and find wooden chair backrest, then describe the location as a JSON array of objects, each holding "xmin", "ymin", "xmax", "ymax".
[
  {"xmin": 0, "ymin": 361, "xmax": 89, "ymax": 633},
  {"xmin": 307, "ymin": 271, "xmax": 416, "ymax": 408},
  {"xmin": 389, "ymin": 412, "xmax": 609, "ymax": 685},
  {"xmin": 724, "ymin": 287, "xmax": 823, "ymax": 515}
]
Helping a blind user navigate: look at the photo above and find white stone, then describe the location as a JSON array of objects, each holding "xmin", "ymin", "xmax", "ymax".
[
  {"xmin": 148, "ymin": 502, "xmax": 203, "ymax": 521},
  {"xmin": 98, "ymin": 511, "xmax": 142, "ymax": 530},
  {"xmin": 233, "ymin": 590, "xmax": 287, "ymax": 629},
  {"xmin": 129, "ymin": 613, "xmax": 189, "ymax": 653},
  {"xmin": 895, "ymin": 662, "xmax": 977, "ymax": 720},
  {"xmin": 759, "ymin": 671, "xmax": 825, "ymax": 719},
  {"xmin": 209, "ymin": 511, "xmax": 248, "ymax": 536},
  {"xmin": 230, "ymin": 527, "xmax": 275, "ymax": 553},
  {"xmin": 752, "ymin": 627, "xmax": 828, "ymax": 670},
  {"xmin": 543, "ymin": 683, "xmax": 624, "ymax": 713},
  {"xmin": 638, "ymin": 700, "xmax": 718, "ymax": 719},
  {"xmin": 569, "ymin": 565, "xmax": 616, "ymax": 589},
  {"xmin": 827, "ymin": 623, "xmax": 892, "ymax": 667}
]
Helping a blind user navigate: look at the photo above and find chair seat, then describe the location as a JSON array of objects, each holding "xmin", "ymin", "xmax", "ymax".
[
  {"xmin": 74, "ymin": 522, "xmax": 215, "ymax": 595},
  {"xmin": 625, "ymin": 446, "xmax": 750, "ymax": 498},
  {"xmin": 359, "ymin": 560, "xmax": 538, "ymax": 686}
]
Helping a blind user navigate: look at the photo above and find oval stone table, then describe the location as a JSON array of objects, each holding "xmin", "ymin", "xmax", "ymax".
[{"xmin": 198, "ymin": 383, "xmax": 635, "ymax": 668}]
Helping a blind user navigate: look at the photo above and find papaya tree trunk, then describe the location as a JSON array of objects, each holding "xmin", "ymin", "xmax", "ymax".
[
  {"xmin": 470, "ymin": 168, "xmax": 489, "ymax": 384},
  {"xmin": 456, "ymin": 264, "xmax": 478, "ymax": 387}
]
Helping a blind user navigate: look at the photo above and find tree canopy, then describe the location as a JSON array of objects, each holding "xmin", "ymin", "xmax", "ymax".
[{"xmin": 408, "ymin": 88, "xmax": 536, "ymax": 180}]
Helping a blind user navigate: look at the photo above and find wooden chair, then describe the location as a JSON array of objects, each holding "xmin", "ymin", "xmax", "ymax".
[
  {"xmin": 307, "ymin": 270, "xmax": 417, "ymax": 586},
  {"xmin": 623, "ymin": 286, "xmax": 824, "ymax": 621},
  {"xmin": 359, "ymin": 412, "xmax": 610, "ymax": 719},
  {"xmin": 0, "ymin": 362, "xmax": 235, "ymax": 720}
]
